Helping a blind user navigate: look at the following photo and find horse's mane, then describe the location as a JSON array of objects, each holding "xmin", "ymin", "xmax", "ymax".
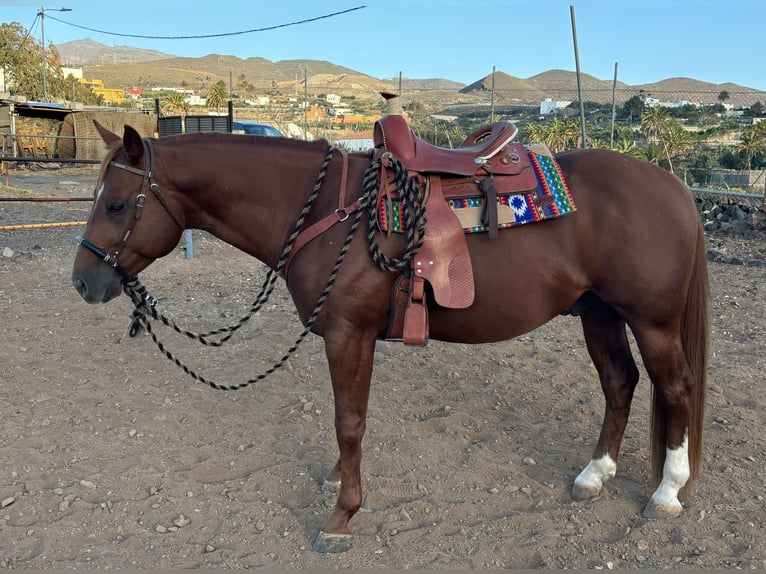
[
  {"xmin": 95, "ymin": 133, "xmax": 366, "ymax": 195},
  {"xmin": 158, "ymin": 131, "xmax": 333, "ymax": 153}
]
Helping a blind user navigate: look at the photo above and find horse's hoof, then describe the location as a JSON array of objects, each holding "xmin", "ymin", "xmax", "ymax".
[
  {"xmin": 571, "ymin": 482, "xmax": 602, "ymax": 501},
  {"xmin": 321, "ymin": 479, "xmax": 341, "ymax": 493},
  {"xmin": 643, "ymin": 498, "xmax": 682, "ymax": 519},
  {"xmin": 312, "ymin": 530, "xmax": 353, "ymax": 553}
]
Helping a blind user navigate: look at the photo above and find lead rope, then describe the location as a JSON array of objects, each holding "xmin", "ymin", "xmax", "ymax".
[{"xmin": 122, "ymin": 150, "xmax": 425, "ymax": 391}]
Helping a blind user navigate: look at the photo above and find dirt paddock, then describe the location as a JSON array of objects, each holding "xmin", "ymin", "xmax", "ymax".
[{"xmin": 1, "ymin": 170, "xmax": 765, "ymax": 569}]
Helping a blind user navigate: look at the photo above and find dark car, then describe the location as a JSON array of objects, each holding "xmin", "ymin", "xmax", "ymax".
[{"xmin": 231, "ymin": 120, "xmax": 283, "ymax": 137}]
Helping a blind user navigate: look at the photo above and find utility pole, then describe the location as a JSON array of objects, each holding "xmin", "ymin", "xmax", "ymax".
[
  {"xmin": 303, "ymin": 67, "xmax": 308, "ymax": 140},
  {"xmin": 570, "ymin": 5, "xmax": 587, "ymax": 149},
  {"xmin": 39, "ymin": 6, "xmax": 72, "ymax": 101},
  {"xmin": 490, "ymin": 66, "xmax": 496, "ymax": 123}
]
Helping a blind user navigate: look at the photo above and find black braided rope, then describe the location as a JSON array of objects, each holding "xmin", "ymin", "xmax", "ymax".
[
  {"xmin": 124, "ymin": 268, "xmax": 279, "ymax": 345},
  {"xmin": 125, "ymin": 180, "xmax": 368, "ymax": 392},
  {"xmin": 120, "ymin": 149, "xmax": 426, "ymax": 391},
  {"xmin": 361, "ymin": 155, "xmax": 426, "ymax": 271}
]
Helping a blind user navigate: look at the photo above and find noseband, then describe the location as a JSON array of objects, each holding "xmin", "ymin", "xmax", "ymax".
[{"xmin": 76, "ymin": 138, "xmax": 185, "ymax": 281}]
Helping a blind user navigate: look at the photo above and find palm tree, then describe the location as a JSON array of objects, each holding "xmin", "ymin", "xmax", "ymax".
[
  {"xmin": 640, "ymin": 106, "xmax": 670, "ymax": 144},
  {"xmin": 643, "ymin": 144, "xmax": 666, "ymax": 167},
  {"xmin": 206, "ymin": 80, "xmax": 228, "ymax": 114},
  {"xmin": 521, "ymin": 122, "xmax": 548, "ymax": 144},
  {"xmin": 161, "ymin": 91, "xmax": 190, "ymax": 132},
  {"xmin": 546, "ymin": 119, "xmax": 581, "ymax": 152},
  {"xmin": 613, "ymin": 136, "xmax": 643, "ymax": 158},
  {"xmin": 735, "ymin": 126, "xmax": 766, "ymax": 173},
  {"xmin": 162, "ymin": 92, "xmax": 186, "ymax": 116},
  {"xmin": 661, "ymin": 123, "xmax": 693, "ymax": 173}
]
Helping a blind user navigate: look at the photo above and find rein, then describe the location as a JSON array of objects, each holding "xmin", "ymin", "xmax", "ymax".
[{"xmin": 80, "ymin": 141, "xmax": 426, "ymax": 391}]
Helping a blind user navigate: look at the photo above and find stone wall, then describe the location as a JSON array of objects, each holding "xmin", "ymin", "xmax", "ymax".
[{"xmin": 695, "ymin": 194, "xmax": 766, "ymax": 237}]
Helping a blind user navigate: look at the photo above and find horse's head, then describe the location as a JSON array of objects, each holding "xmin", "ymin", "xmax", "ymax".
[{"xmin": 72, "ymin": 121, "xmax": 185, "ymax": 303}]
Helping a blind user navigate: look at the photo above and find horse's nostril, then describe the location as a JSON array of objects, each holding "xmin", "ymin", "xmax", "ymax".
[{"xmin": 72, "ymin": 275, "xmax": 87, "ymax": 297}]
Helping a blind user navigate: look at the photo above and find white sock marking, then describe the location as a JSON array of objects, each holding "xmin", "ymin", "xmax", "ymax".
[
  {"xmin": 574, "ymin": 453, "xmax": 617, "ymax": 491},
  {"xmin": 650, "ymin": 434, "xmax": 690, "ymax": 510}
]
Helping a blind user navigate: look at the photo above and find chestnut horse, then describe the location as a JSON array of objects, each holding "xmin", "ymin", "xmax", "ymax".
[{"xmin": 72, "ymin": 122, "xmax": 709, "ymax": 553}]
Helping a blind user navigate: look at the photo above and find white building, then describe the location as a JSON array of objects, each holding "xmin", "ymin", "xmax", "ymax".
[
  {"xmin": 245, "ymin": 96, "xmax": 271, "ymax": 107},
  {"xmin": 539, "ymin": 98, "xmax": 572, "ymax": 115},
  {"xmin": 61, "ymin": 66, "xmax": 83, "ymax": 80},
  {"xmin": 184, "ymin": 94, "xmax": 206, "ymax": 106}
]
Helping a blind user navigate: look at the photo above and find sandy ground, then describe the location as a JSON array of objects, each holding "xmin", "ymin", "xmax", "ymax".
[{"xmin": 1, "ymin": 169, "xmax": 765, "ymax": 569}]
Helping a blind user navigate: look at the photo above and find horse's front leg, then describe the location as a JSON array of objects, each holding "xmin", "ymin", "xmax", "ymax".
[{"xmin": 312, "ymin": 325, "xmax": 376, "ymax": 553}]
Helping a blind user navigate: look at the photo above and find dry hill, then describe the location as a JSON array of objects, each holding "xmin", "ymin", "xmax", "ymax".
[
  {"xmin": 58, "ymin": 38, "xmax": 171, "ymax": 66},
  {"xmin": 80, "ymin": 54, "xmax": 393, "ymax": 101},
  {"xmin": 59, "ymin": 40, "xmax": 766, "ymax": 108},
  {"xmin": 460, "ymin": 72, "xmax": 548, "ymax": 103}
]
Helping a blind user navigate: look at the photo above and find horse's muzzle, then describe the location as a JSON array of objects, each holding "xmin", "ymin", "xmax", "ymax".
[{"xmin": 72, "ymin": 271, "xmax": 122, "ymax": 304}]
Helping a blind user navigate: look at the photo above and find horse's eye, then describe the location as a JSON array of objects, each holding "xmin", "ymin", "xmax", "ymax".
[{"xmin": 108, "ymin": 202, "xmax": 126, "ymax": 215}]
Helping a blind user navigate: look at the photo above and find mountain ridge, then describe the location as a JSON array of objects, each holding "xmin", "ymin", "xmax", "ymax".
[{"xmin": 56, "ymin": 39, "xmax": 766, "ymax": 106}]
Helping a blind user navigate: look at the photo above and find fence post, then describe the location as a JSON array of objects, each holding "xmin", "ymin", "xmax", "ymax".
[{"xmin": 184, "ymin": 229, "xmax": 193, "ymax": 259}]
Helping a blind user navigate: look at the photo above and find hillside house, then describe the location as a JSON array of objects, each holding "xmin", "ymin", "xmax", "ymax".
[
  {"xmin": 306, "ymin": 106, "xmax": 328, "ymax": 120},
  {"xmin": 78, "ymin": 78, "xmax": 125, "ymax": 105},
  {"xmin": 540, "ymin": 98, "xmax": 572, "ymax": 115},
  {"xmin": 245, "ymin": 96, "xmax": 271, "ymax": 107},
  {"xmin": 61, "ymin": 66, "xmax": 83, "ymax": 80},
  {"xmin": 183, "ymin": 94, "xmax": 206, "ymax": 106}
]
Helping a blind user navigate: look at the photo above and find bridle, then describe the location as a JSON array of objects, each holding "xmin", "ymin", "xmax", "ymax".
[{"xmin": 75, "ymin": 138, "xmax": 185, "ymax": 281}]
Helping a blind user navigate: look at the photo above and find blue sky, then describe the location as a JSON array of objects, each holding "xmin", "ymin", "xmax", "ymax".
[{"xmin": 3, "ymin": 0, "xmax": 765, "ymax": 90}]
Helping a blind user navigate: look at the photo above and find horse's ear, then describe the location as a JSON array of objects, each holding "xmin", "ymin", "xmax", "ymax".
[
  {"xmin": 93, "ymin": 120, "xmax": 120, "ymax": 145},
  {"xmin": 122, "ymin": 125, "xmax": 144, "ymax": 163}
]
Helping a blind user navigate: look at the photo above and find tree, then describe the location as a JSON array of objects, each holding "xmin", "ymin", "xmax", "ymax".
[
  {"xmin": 521, "ymin": 122, "xmax": 548, "ymax": 144},
  {"xmin": 1, "ymin": 22, "xmax": 43, "ymax": 98},
  {"xmin": 660, "ymin": 123, "xmax": 693, "ymax": 173},
  {"xmin": 162, "ymin": 92, "xmax": 188, "ymax": 116},
  {"xmin": 235, "ymin": 74, "xmax": 254, "ymax": 99},
  {"xmin": 613, "ymin": 136, "xmax": 643, "ymax": 157},
  {"xmin": 205, "ymin": 80, "xmax": 228, "ymax": 113},
  {"xmin": 643, "ymin": 144, "xmax": 666, "ymax": 166},
  {"xmin": 547, "ymin": 119, "xmax": 582, "ymax": 152},
  {"xmin": 1, "ymin": 21, "xmax": 99, "ymax": 103},
  {"xmin": 621, "ymin": 95, "xmax": 644, "ymax": 124},
  {"xmin": 735, "ymin": 124, "xmax": 766, "ymax": 172},
  {"xmin": 718, "ymin": 90, "xmax": 730, "ymax": 106},
  {"xmin": 641, "ymin": 106, "xmax": 670, "ymax": 144}
]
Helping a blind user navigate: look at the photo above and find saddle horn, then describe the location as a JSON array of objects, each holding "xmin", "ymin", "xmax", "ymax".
[{"xmin": 381, "ymin": 92, "xmax": 403, "ymax": 115}]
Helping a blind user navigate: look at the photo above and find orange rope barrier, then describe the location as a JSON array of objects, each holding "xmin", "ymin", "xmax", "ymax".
[{"xmin": 0, "ymin": 221, "xmax": 87, "ymax": 231}]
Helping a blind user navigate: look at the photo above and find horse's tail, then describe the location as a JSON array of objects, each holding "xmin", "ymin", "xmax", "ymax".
[{"xmin": 651, "ymin": 221, "xmax": 710, "ymax": 487}]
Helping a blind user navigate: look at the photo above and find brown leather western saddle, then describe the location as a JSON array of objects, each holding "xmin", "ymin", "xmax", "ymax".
[{"xmin": 374, "ymin": 113, "xmax": 540, "ymax": 345}]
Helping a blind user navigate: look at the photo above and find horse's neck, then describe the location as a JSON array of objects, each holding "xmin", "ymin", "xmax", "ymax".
[{"xmin": 165, "ymin": 140, "xmax": 325, "ymax": 269}]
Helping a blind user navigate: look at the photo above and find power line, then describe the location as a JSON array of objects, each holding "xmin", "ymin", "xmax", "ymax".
[
  {"xmin": 46, "ymin": 6, "xmax": 367, "ymax": 40},
  {"xmin": 5, "ymin": 13, "xmax": 40, "ymax": 66}
]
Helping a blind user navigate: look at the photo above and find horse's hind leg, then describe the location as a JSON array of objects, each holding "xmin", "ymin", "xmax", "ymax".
[
  {"xmin": 572, "ymin": 302, "xmax": 639, "ymax": 500},
  {"xmin": 632, "ymin": 323, "xmax": 697, "ymax": 518},
  {"xmin": 312, "ymin": 326, "xmax": 375, "ymax": 553}
]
